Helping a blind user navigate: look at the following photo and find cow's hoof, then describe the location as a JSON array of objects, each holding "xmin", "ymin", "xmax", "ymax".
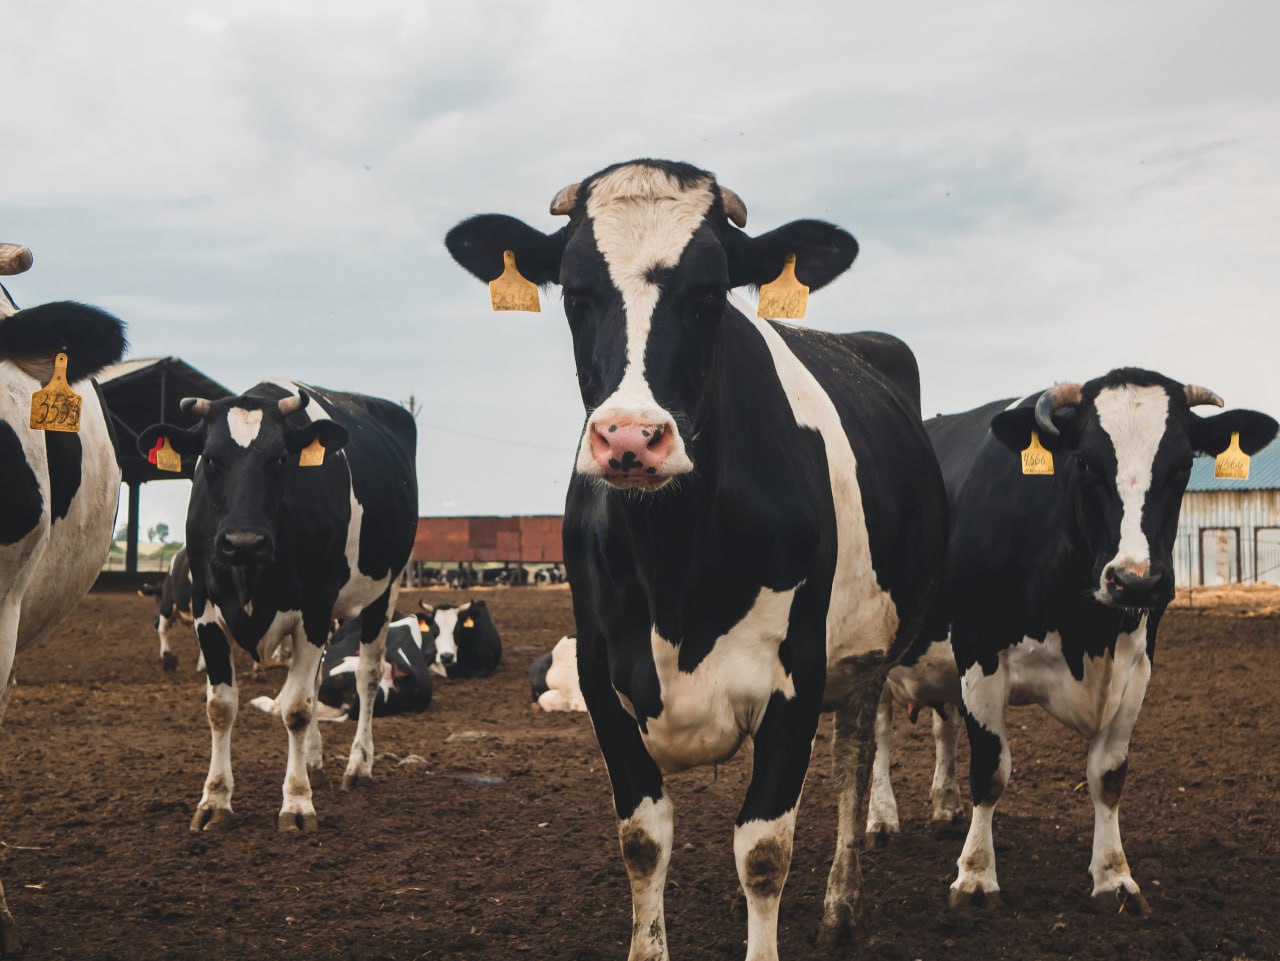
[
  {"xmin": 929, "ymin": 812, "xmax": 968, "ymax": 840},
  {"xmin": 161, "ymin": 651, "xmax": 178, "ymax": 672},
  {"xmin": 190, "ymin": 807, "xmax": 236, "ymax": 833},
  {"xmin": 340, "ymin": 769, "xmax": 373, "ymax": 792},
  {"xmin": 864, "ymin": 825, "xmax": 896, "ymax": 849},
  {"xmin": 1090, "ymin": 887, "xmax": 1151, "ymax": 917},
  {"xmin": 948, "ymin": 886, "xmax": 1003, "ymax": 912},
  {"xmin": 278, "ymin": 811, "xmax": 319, "ymax": 833},
  {"xmin": 817, "ymin": 899, "xmax": 863, "ymax": 950}
]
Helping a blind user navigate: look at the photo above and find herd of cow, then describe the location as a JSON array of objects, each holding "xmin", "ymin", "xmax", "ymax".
[{"xmin": 1, "ymin": 157, "xmax": 1276, "ymax": 960}]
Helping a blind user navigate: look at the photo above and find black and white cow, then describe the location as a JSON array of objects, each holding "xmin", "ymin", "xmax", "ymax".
[
  {"xmin": 529, "ymin": 634, "xmax": 587, "ymax": 713},
  {"xmin": 1, "ymin": 248, "xmax": 126, "ymax": 954},
  {"xmin": 446, "ymin": 160, "xmax": 948, "ymax": 959},
  {"xmin": 139, "ymin": 545, "xmax": 194, "ymax": 671},
  {"xmin": 420, "ymin": 599, "xmax": 502, "ymax": 678},
  {"xmin": 933, "ymin": 371, "xmax": 1276, "ymax": 914},
  {"xmin": 138, "ymin": 381, "xmax": 417, "ymax": 832}
]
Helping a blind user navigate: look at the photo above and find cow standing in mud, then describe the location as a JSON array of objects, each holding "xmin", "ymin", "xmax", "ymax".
[{"xmin": 447, "ymin": 160, "xmax": 947, "ymax": 961}]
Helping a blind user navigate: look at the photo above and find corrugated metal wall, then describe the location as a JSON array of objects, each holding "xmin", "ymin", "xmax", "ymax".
[{"xmin": 1173, "ymin": 490, "xmax": 1280, "ymax": 585}]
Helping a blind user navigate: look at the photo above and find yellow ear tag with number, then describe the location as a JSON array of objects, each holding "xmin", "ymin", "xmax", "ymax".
[
  {"xmin": 299, "ymin": 437, "xmax": 325, "ymax": 468},
  {"xmin": 757, "ymin": 253, "xmax": 809, "ymax": 320},
  {"xmin": 1214, "ymin": 431, "xmax": 1250, "ymax": 480},
  {"xmin": 462, "ymin": 617, "xmax": 475, "ymax": 629},
  {"xmin": 29, "ymin": 352, "xmax": 82, "ymax": 433},
  {"xmin": 489, "ymin": 250, "xmax": 540, "ymax": 312},
  {"xmin": 1021, "ymin": 430, "xmax": 1054, "ymax": 476},
  {"xmin": 155, "ymin": 437, "xmax": 182, "ymax": 473}
]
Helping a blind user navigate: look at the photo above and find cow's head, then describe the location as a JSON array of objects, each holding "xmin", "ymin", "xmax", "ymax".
[
  {"xmin": 446, "ymin": 159, "xmax": 858, "ymax": 492},
  {"xmin": 419, "ymin": 599, "xmax": 493, "ymax": 676},
  {"xmin": 991, "ymin": 369, "xmax": 1277, "ymax": 608},
  {"xmin": 138, "ymin": 391, "xmax": 348, "ymax": 566}
]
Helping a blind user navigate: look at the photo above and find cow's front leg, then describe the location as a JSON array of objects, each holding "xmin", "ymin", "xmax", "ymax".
[
  {"xmin": 819, "ymin": 658, "xmax": 888, "ymax": 949},
  {"xmin": 158, "ymin": 614, "xmax": 178, "ymax": 671},
  {"xmin": 1087, "ymin": 652, "xmax": 1152, "ymax": 916},
  {"xmin": 929, "ymin": 705, "xmax": 965, "ymax": 833},
  {"xmin": 278, "ymin": 622, "xmax": 326, "ymax": 832},
  {"xmin": 950, "ymin": 660, "xmax": 1011, "ymax": 910},
  {"xmin": 864, "ymin": 685, "xmax": 899, "ymax": 845},
  {"xmin": 303, "ymin": 633, "xmax": 324, "ymax": 771},
  {"xmin": 577, "ymin": 635, "xmax": 670, "ymax": 961},
  {"xmin": 192, "ymin": 618, "xmax": 238, "ymax": 832},
  {"xmin": 343, "ymin": 585, "xmax": 395, "ymax": 790}
]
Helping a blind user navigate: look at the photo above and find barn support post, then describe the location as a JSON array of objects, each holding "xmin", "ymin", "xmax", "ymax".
[{"xmin": 126, "ymin": 481, "xmax": 141, "ymax": 573}]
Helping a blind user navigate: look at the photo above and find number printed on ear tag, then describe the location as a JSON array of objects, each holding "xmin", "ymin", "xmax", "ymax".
[
  {"xmin": 1021, "ymin": 430, "xmax": 1054, "ymax": 476},
  {"xmin": 489, "ymin": 250, "xmax": 540, "ymax": 312},
  {"xmin": 154, "ymin": 437, "xmax": 182, "ymax": 473},
  {"xmin": 757, "ymin": 253, "xmax": 809, "ymax": 320},
  {"xmin": 299, "ymin": 437, "xmax": 325, "ymax": 467},
  {"xmin": 1214, "ymin": 431, "xmax": 1250, "ymax": 480},
  {"xmin": 30, "ymin": 352, "xmax": 82, "ymax": 433}
]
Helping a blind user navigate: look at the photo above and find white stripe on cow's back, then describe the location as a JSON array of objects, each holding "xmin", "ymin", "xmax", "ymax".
[
  {"xmin": 733, "ymin": 295, "xmax": 900, "ymax": 659},
  {"xmin": 226, "ymin": 407, "xmax": 263, "ymax": 448},
  {"xmin": 1094, "ymin": 385, "xmax": 1170, "ymax": 588}
]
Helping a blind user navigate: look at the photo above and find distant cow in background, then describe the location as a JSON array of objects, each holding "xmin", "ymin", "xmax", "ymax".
[
  {"xmin": 529, "ymin": 634, "xmax": 586, "ymax": 713},
  {"xmin": 1, "ymin": 244, "xmax": 126, "ymax": 954},
  {"xmin": 139, "ymin": 546, "xmax": 195, "ymax": 671},
  {"xmin": 421, "ymin": 599, "xmax": 502, "ymax": 678}
]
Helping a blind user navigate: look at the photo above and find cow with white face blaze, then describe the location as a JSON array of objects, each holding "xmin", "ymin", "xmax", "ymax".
[
  {"xmin": 446, "ymin": 160, "xmax": 948, "ymax": 960},
  {"xmin": 138, "ymin": 381, "xmax": 417, "ymax": 833},
  {"xmin": 934, "ymin": 370, "xmax": 1276, "ymax": 914},
  {"xmin": 140, "ymin": 546, "xmax": 194, "ymax": 671},
  {"xmin": 1, "ymin": 246, "xmax": 126, "ymax": 953}
]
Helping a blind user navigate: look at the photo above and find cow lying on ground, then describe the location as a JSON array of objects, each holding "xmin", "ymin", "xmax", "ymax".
[
  {"xmin": 447, "ymin": 159, "xmax": 948, "ymax": 959},
  {"xmin": 1, "ymin": 246, "xmax": 126, "ymax": 953},
  {"xmin": 529, "ymin": 634, "xmax": 586, "ymax": 713},
  {"xmin": 251, "ymin": 611, "xmax": 435, "ymax": 721},
  {"xmin": 139, "ymin": 381, "xmax": 417, "ymax": 832},
  {"xmin": 420, "ymin": 599, "xmax": 501, "ymax": 678},
  {"xmin": 139, "ymin": 546, "xmax": 195, "ymax": 671},
  {"xmin": 934, "ymin": 372, "xmax": 1276, "ymax": 914}
]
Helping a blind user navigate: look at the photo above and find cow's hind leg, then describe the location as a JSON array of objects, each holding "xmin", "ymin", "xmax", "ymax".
[
  {"xmin": 158, "ymin": 613, "xmax": 178, "ymax": 672},
  {"xmin": 278, "ymin": 621, "xmax": 326, "ymax": 832},
  {"xmin": 1087, "ymin": 652, "xmax": 1152, "ymax": 916},
  {"xmin": 864, "ymin": 685, "xmax": 900, "ymax": 846},
  {"xmin": 343, "ymin": 585, "xmax": 395, "ymax": 790},
  {"xmin": 0, "ymin": 606, "xmax": 21, "ymax": 953},
  {"xmin": 192, "ymin": 618, "xmax": 239, "ymax": 832},
  {"xmin": 303, "ymin": 631, "xmax": 324, "ymax": 771},
  {"xmin": 819, "ymin": 657, "xmax": 889, "ymax": 949},
  {"xmin": 929, "ymin": 705, "xmax": 965, "ymax": 835},
  {"xmin": 950, "ymin": 661, "xmax": 1011, "ymax": 910}
]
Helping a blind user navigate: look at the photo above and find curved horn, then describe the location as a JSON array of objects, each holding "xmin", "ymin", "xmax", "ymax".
[
  {"xmin": 720, "ymin": 187, "xmax": 748, "ymax": 228},
  {"xmin": 549, "ymin": 183, "xmax": 581, "ymax": 216},
  {"xmin": 1184, "ymin": 384, "xmax": 1224, "ymax": 409},
  {"xmin": 278, "ymin": 391, "xmax": 309, "ymax": 416},
  {"xmin": 1034, "ymin": 383, "xmax": 1083, "ymax": 437},
  {"xmin": 0, "ymin": 244, "xmax": 33, "ymax": 276},
  {"xmin": 180, "ymin": 397, "xmax": 212, "ymax": 417}
]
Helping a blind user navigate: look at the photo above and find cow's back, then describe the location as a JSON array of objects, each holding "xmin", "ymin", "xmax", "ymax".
[{"xmin": 925, "ymin": 398, "xmax": 1014, "ymax": 514}]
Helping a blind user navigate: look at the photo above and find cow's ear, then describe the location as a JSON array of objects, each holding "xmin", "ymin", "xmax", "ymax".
[
  {"xmin": 285, "ymin": 420, "xmax": 349, "ymax": 455},
  {"xmin": 445, "ymin": 215, "xmax": 567, "ymax": 287},
  {"xmin": 137, "ymin": 422, "xmax": 205, "ymax": 458},
  {"xmin": 989, "ymin": 407, "xmax": 1074, "ymax": 455},
  {"xmin": 1189, "ymin": 409, "xmax": 1279, "ymax": 456},
  {"xmin": 418, "ymin": 600, "xmax": 435, "ymax": 616},
  {"xmin": 724, "ymin": 220, "xmax": 858, "ymax": 292}
]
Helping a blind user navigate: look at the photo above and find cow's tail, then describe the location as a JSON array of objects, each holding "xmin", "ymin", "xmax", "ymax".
[{"xmin": 248, "ymin": 695, "xmax": 280, "ymax": 716}]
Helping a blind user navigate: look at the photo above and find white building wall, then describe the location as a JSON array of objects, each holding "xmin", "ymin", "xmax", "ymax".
[{"xmin": 1173, "ymin": 490, "xmax": 1280, "ymax": 585}]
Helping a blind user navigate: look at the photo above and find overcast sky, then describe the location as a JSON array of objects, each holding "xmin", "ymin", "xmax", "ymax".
[{"xmin": 4, "ymin": 0, "xmax": 1278, "ymax": 535}]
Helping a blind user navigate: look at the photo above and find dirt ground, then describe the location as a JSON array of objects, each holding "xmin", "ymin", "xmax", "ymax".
[{"xmin": 2, "ymin": 587, "xmax": 1277, "ymax": 961}]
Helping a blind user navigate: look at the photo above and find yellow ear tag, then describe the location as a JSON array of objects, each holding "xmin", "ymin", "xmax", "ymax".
[
  {"xmin": 1214, "ymin": 430, "xmax": 1250, "ymax": 480},
  {"xmin": 489, "ymin": 250, "xmax": 540, "ymax": 312},
  {"xmin": 1021, "ymin": 430, "xmax": 1054, "ymax": 476},
  {"xmin": 757, "ymin": 253, "xmax": 809, "ymax": 320},
  {"xmin": 299, "ymin": 437, "xmax": 325, "ymax": 468},
  {"xmin": 462, "ymin": 617, "xmax": 475, "ymax": 629},
  {"xmin": 29, "ymin": 352, "xmax": 82, "ymax": 433},
  {"xmin": 155, "ymin": 437, "xmax": 182, "ymax": 473}
]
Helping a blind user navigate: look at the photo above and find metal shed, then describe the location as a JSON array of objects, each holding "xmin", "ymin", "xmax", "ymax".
[{"xmin": 1173, "ymin": 442, "xmax": 1280, "ymax": 585}]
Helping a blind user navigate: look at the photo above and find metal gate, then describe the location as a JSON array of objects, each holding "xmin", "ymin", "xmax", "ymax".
[
  {"xmin": 1256, "ymin": 527, "xmax": 1280, "ymax": 585},
  {"xmin": 1199, "ymin": 528, "xmax": 1240, "ymax": 585}
]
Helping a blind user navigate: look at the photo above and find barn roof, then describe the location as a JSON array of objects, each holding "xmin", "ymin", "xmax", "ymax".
[
  {"xmin": 97, "ymin": 356, "xmax": 232, "ymax": 484},
  {"xmin": 1188, "ymin": 440, "xmax": 1280, "ymax": 492}
]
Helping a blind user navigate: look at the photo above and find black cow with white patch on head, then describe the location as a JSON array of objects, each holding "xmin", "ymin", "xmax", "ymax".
[
  {"xmin": 1, "ymin": 246, "xmax": 126, "ymax": 954},
  {"xmin": 447, "ymin": 160, "xmax": 948, "ymax": 959},
  {"xmin": 138, "ymin": 380, "xmax": 417, "ymax": 833},
  {"xmin": 928, "ymin": 369, "xmax": 1276, "ymax": 915},
  {"xmin": 420, "ymin": 599, "xmax": 502, "ymax": 678}
]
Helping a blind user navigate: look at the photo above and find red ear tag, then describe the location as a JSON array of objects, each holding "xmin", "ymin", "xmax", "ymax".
[{"xmin": 148, "ymin": 437, "xmax": 163, "ymax": 465}]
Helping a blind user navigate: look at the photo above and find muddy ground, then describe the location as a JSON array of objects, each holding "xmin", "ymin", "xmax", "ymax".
[{"xmin": 2, "ymin": 588, "xmax": 1277, "ymax": 961}]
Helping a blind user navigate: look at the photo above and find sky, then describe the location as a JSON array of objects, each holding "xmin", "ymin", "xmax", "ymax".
[{"xmin": 4, "ymin": 0, "xmax": 1278, "ymax": 536}]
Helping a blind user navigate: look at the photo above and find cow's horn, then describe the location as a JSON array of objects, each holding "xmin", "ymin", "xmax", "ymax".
[
  {"xmin": 1034, "ymin": 383, "xmax": 1083, "ymax": 437},
  {"xmin": 550, "ymin": 183, "xmax": 581, "ymax": 216},
  {"xmin": 1184, "ymin": 385, "xmax": 1224, "ymax": 409},
  {"xmin": 0, "ymin": 244, "xmax": 33, "ymax": 276},
  {"xmin": 180, "ymin": 397, "xmax": 212, "ymax": 417},
  {"xmin": 720, "ymin": 187, "xmax": 748, "ymax": 228},
  {"xmin": 278, "ymin": 392, "xmax": 309, "ymax": 416}
]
